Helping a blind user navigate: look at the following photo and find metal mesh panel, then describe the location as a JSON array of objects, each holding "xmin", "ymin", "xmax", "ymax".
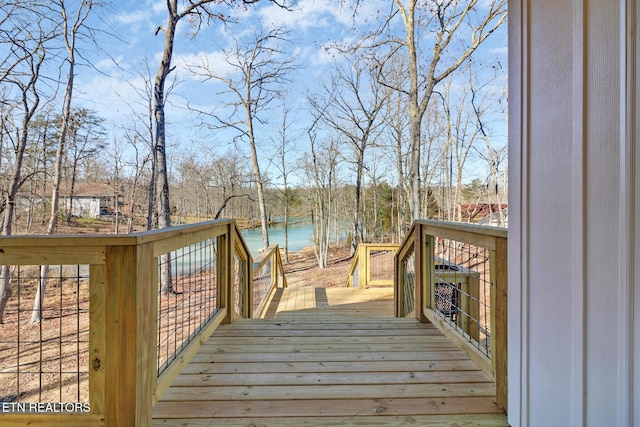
[
  {"xmin": 400, "ymin": 250, "xmax": 415, "ymax": 317},
  {"xmin": 350, "ymin": 258, "xmax": 360, "ymax": 288},
  {"xmin": 157, "ymin": 239, "xmax": 219, "ymax": 376},
  {"xmin": 368, "ymin": 249, "xmax": 395, "ymax": 285},
  {"xmin": 0, "ymin": 265, "xmax": 89, "ymax": 406},
  {"xmin": 252, "ymin": 259, "xmax": 272, "ymax": 314},
  {"xmin": 432, "ymin": 238, "xmax": 491, "ymax": 356}
]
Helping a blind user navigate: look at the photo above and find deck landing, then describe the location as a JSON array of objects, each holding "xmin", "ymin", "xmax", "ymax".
[{"xmin": 152, "ymin": 288, "xmax": 509, "ymax": 426}]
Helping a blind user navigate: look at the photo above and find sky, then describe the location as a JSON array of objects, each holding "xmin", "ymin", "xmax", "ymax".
[
  {"xmin": 69, "ymin": 0, "xmax": 508, "ymax": 185},
  {"xmin": 78, "ymin": 1, "xmax": 370, "ymax": 128}
]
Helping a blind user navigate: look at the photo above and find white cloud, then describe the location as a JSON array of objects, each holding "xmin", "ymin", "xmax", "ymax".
[
  {"xmin": 151, "ymin": 2, "xmax": 166, "ymax": 15},
  {"xmin": 94, "ymin": 56, "xmax": 122, "ymax": 72},
  {"xmin": 174, "ymin": 50, "xmax": 237, "ymax": 79},
  {"xmin": 258, "ymin": 0, "xmax": 352, "ymax": 31},
  {"xmin": 115, "ymin": 10, "xmax": 150, "ymax": 25},
  {"xmin": 490, "ymin": 46, "xmax": 508, "ymax": 56},
  {"xmin": 305, "ymin": 41, "xmax": 340, "ymax": 67}
]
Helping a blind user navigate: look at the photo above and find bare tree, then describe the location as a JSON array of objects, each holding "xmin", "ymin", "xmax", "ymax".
[
  {"xmin": 116, "ymin": 119, "xmax": 154, "ymax": 231},
  {"xmin": 190, "ymin": 26, "xmax": 298, "ymax": 249},
  {"xmin": 0, "ymin": 39, "xmax": 47, "ymax": 323},
  {"xmin": 32, "ymin": 0, "xmax": 96, "ymax": 323},
  {"xmin": 210, "ymin": 152, "xmax": 254, "ymax": 219},
  {"xmin": 469, "ymin": 62, "xmax": 508, "ymax": 226},
  {"xmin": 117, "ymin": 56, "xmax": 163, "ymax": 230},
  {"xmin": 153, "ymin": 0, "xmax": 290, "ymax": 292},
  {"xmin": 440, "ymin": 78, "xmax": 479, "ymax": 222},
  {"xmin": 21, "ymin": 110, "xmax": 58, "ymax": 231},
  {"xmin": 0, "ymin": 2, "xmax": 54, "ymax": 85},
  {"xmin": 64, "ymin": 108, "xmax": 106, "ymax": 225},
  {"xmin": 302, "ymin": 104, "xmax": 341, "ymax": 269},
  {"xmin": 380, "ymin": 67, "xmax": 411, "ymax": 238},
  {"xmin": 271, "ymin": 104, "xmax": 299, "ymax": 262},
  {"xmin": 311, "ymin": 58, "xmax": 388, "ymax": 252},
  {"xmin": 350, "ymin": 0, "xmax": 506, "ymax": 222},
  {"xmin": 173, "ymin": 148, "xmax": 255, "ymax": 222}
]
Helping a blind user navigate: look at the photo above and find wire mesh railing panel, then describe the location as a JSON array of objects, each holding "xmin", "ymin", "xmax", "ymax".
[
  {"xmin": 233, "ymin": 251, "xmax": 247, "ymax": 317},
  {"xmin": 350, "ymin": 258, "xmax": 360, "ymax": 288},
  {"xmin": 432, "ymin": 237, "xmax": 491, "ymax": 357},
  {"xmin": 400, "ymin": 249, "xmax": 416, "ymax": 317},
  {"xmin": 368, "ymin": 250, "xmax": 396, "ymax": 285},
  {"xmin": 157, "ymin": 239, "xmax": 219, "ymax": 377},
  {"xmin": 252, "ymin": 259, "xmax": 272, "ymax": 315},
  {"xmin": 0, "ymin": 265, "xmax": 89, "ymax": 408}
]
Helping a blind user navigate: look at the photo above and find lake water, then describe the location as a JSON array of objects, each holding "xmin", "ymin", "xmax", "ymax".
[
  {"xmin": 241, "ymin": 221, "xmax": 315, "ymax": 256},
  {"xmin": 169, "ymin": 221, "xmax": 335, "ymax": 275}
]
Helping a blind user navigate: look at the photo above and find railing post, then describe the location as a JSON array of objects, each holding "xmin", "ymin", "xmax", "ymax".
[
  {"xmin": 271, "ymin": 246, "xmax": 278, "ymax": 288},
  {"xmin": 244, "ymin": 232, "xmax": 253, "ymax": 318},
  {"xmin": 278, "ymin": 248, "xmax": 287, "ymax": 288},
  {"xmin": 358, "ymin": 245, "xmax": 367, "ymax": 290},
  {"xmin": 220, "ymin": 225, "xmax": 234, "ymax": 324},
  {"xmin": 416, "ymin": 229, "xmax": 435, "ymax": 322},
  {"xmin": 103, "ymin": 242, "xmax": 156, "ymax": 426},
  {"xmin": 394, "ymin": 248, "xmax": 403, "ymax": 316},
  {"xmin": 415, "ymin": 224, "xmax": 430, "ymax": 322},
  {"xmin": 89, "ymin": 265, "xmax": 106, "ymax": 417},
  {"xmin": 491, "ymin": 236, "xmax": 508, "ymax": 412}
]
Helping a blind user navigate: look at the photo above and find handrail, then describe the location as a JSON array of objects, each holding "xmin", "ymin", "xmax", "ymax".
[
  {"xmin": 346, "ymin": 243, "xmax": 399, "ymax": 290},
  {"xmin": 251, "ymin": 244, "xmax": 287, "ymax": 318},
  {"xmin": 0, "ymin": 219, "xmax": 254, "ymax": 426},
  {"xmin": 394, "ymin": 219, "xmax": 508, "ymax": 412}
]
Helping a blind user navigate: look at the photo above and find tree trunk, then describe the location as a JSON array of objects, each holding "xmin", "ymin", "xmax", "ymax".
[
  {"xmin": 31, "ymin": 0, "xmax": 94, "ymax": 323},
  {"xmin": 0, "ymin": 45, "xmax": 47, "ymax": 321},
  {"xmin": 154, "ymin": 8, "xmax": 178, "ymax": 294},
  {"xmin": 246, "ymin": 100, "xmax": 269, "ymax": 249},
  {"xmin": 0, "ymin": 111, "xmax": 33, "ymax": 322},
  {"xmin": 66, "ymin": 159, "xmax": 78, "ymax": 225}
]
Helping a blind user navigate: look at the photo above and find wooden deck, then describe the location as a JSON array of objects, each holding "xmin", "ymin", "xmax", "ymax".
[{"xmin": 152, "ymin": 287, "xmax": 509, "ymax": 426}]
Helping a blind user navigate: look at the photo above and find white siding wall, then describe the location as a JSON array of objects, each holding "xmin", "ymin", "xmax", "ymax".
[
  {"xmin": 509, "ymin": 1, "xmax": 638, "ymax": 425},
  {"xmin": 66, "ymin": 197, "xmax": 101, "ymax": 218}
]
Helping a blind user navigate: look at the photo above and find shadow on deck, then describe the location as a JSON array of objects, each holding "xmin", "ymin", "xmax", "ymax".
[{"xmin": 152, "ymin": 287, "xmax": 509, "ymax": 427}]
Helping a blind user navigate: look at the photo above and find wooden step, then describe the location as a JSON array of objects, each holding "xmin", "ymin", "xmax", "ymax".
[{"xmin": 152, "ymin": 287, "xmax": 508, "ymax": 426}]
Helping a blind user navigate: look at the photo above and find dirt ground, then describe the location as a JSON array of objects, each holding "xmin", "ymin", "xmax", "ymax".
[
  {"xmin": 0, "ymin": 241, "xmax": 355, "ymax": 405},
  {"xmin": 1, "ymin": 215, "xmax": 361, "ymax": 405},
  {"xmin": 281, "ymin": 244, "xmax": 354, "ymax": 288}
]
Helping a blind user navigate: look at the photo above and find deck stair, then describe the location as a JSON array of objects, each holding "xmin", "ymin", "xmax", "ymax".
[{"xmin": 152, "ymin": 287, "xmax": 509, "ymax": 426}]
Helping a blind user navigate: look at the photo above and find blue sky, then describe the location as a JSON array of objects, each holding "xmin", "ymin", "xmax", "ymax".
[
  {"xmin": 78, "ymin": 1, "xmax": 368, "ymax": 124},
  {"xmin": 70, "ymin": 0, "xmax": 508, "ymax": 186}
]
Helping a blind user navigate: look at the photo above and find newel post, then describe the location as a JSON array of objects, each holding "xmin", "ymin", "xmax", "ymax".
[
  {"xmin": 220, "ymin": 225, "xmax": 234, "ymax": 324},
  {"xmin": 394, "ymin": 244, "xmax": 403, "ymax": 317},
  {"xmin": 491, "ymin": 236, "xmax": 508, "ymax": 412},
  {"xmin": 416, "ymin": 224, "xmax": 434, "ymax": 323},
  {"xmin": 357, "ymin": 245, "xmax": 367, "ymax": 290},
  {"xmin": 103, "ymin": 241, "xmax": 156, "ymax": 426}
]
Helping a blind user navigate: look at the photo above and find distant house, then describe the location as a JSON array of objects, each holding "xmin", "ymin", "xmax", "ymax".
[
  {"xmin": 476, "ymin": 206, "xmax": 508, "ymax": 227},
  {"xmin": 444, "ymin": 204, "xmax": 508, "ymax": 226},
  {"xmin": 63, "ymin": 182, "xmax": 123, "ymax": 219}
]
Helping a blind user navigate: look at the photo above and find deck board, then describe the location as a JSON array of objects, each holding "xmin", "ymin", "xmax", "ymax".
[{"xmin": 152, "ymin": 287, "xmax": 509, "ymax": 426}]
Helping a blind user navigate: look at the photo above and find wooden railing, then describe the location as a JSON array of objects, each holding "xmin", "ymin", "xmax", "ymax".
[
  {"xmin": 346, "ymin": 244, "xmax": 398, "ymax": 289},
  {"xmin": 394, "ymin": 220, "xmax": 508, "ymax": 412},
  {"xmin": 0, "ymin": 219, "xmax": 261, "ymax": 426},
  {"xmin": 251, "ymin": 244, "xmax": 287, "ymax": 318}
]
